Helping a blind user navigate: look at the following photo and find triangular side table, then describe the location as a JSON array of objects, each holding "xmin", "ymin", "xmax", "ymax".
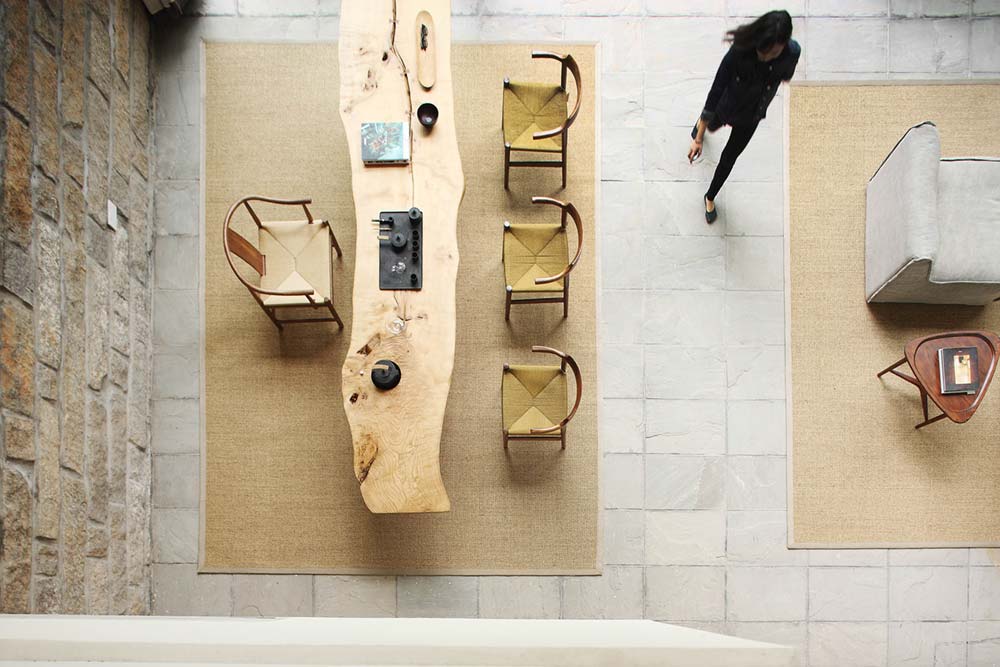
[{"xmin": 877, "ymin": 330, "xmax": 1000, "ymax": 429}]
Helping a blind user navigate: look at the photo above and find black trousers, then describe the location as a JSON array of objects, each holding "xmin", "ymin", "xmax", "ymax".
[{"xmin": 693, "ymin": 120, "xmax": 760, "ymax": 201}]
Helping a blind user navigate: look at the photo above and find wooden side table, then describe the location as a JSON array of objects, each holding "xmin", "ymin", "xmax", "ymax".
[{"xmin": 877, "ymin": 330, "xmax": 1000, "ymax": 429}]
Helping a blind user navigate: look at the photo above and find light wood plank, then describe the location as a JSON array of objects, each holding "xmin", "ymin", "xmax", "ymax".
[
  {"xmin": 416, "ymin": 11, "xmax": 436, "ymax": 90},
  {"xmin": 338, "ymin": 0, "xmax": 463, "ymax": 513}
]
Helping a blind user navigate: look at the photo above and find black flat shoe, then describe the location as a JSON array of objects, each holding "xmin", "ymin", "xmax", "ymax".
[{"xmin": 704, "ymin": 195, "xmax": 717, "ymax": 224}]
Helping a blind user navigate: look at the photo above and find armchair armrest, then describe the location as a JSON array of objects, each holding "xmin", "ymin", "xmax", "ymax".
[
  {"xmin": 529, "ymin": 51, "xmax": 582, "ymax": 141},
  {"xmin": 865, "ymin": 122, "xmax": 941, "ymax": 301},
  {"xmin": 527, "ymin": 346, "xmax": 583, "ymax": 435},
  {"xmin": 237, "ymin": 195, "xmax": 315, "ymax": 225},
  {"xmin": 530, "ymin": 196, "xmax": 584, "ymax": 286}
]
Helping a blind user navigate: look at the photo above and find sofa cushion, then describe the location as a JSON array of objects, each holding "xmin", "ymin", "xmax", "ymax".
[{"xmin": 931, "ymin": 158, "xmax": 1000, "ymax": 285}]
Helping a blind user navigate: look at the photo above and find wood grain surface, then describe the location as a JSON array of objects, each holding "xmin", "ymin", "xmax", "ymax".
[{"xmin": 338, "ymin": 0, "xmax": 463, "ymax": 513}]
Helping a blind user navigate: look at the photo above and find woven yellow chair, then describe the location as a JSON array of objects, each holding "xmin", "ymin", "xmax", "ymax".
[
  {"xmin": 503, "ymin": 196, "xmax": 584, "ymax": 320},
  {"xmin": 502, "ymin": 346, "xmax": 583, "ymax": 450},
  {"xmin": 502, "ymin": 51, "xmax": 582, "ymax": 190},
  {"xmin": 223, "ymin": 195, "xmax": 343, "ymax": 331}
]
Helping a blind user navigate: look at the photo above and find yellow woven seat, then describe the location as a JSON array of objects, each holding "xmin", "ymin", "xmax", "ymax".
[
  {"xmin": 504, "ymin": 223, "xmax": 568, "ymax": 293},
  {"xmin": 502, "ymin": 82, "xmax": 567, "ymax": 153},
  {"xmin": 502, "ymin": 197, "xmax": 584, "ymax": 320},
  {"xmin": 501, "ymin": 52, "xmax": 581, "ymax": 190},
  {"xmin": 501, "ymin": 346, "xmax": 582, "ymax": 450},
  {"xmin": 502, "ymin": 365, "xmax": 567, "ymax": 436}
]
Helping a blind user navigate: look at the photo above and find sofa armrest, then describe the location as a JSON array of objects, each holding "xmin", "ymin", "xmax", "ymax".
[{"xmin": 865, "ymin": 122, "xmax": 941, "ymax": 300}]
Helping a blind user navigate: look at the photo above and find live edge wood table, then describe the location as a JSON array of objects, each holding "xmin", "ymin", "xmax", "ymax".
[
  {"xmin": 338, "ymin": 0, "xmax": 463, "ymax": 513},
  {"xmin": 877, "ymin": 331, "xmax": 1000, "ymax": 429}
]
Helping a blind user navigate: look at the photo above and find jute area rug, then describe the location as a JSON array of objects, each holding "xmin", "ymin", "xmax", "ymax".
[
  {"xmin": 201, "ymin": 43, "xmax": 598, "ymax": 574},
  {"xmin": 787, "ymin": 82, "xmax": 1000, "ymax": 548}
]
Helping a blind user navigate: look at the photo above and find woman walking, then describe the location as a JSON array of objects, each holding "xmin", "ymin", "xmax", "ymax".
[{"xmin": 688, "ymin": 10, "xmax": 800, "ymax": 223}]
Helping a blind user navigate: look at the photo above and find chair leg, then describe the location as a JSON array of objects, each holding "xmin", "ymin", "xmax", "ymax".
[
  {"xmin": 503, "ymin": 431, "xmax": 509, "ymax": 450},
  {"xmin": 560, "ymin": 430, "xmax": 566, "ymax": 450},
  {"xmin": 328, "ymin": 301, "xmax": 344, "ymax": 330},
  {"xmin": 262, "ymin": 305, "xmax": 283, "ymax": 331},
  {"xmin": 561, "ymin": 135, "xmax": 568, "ymax": 189},
  {"xmin": 326, "ymin": 244, "xmax": 343, "ymax": 329},
  {"xmin": 563, "ymin": 276, "xmax": 570, "ymax": 318},
  {"xmin": 504, "ymin": 145, "xmax": 511, "ymax": 190},
  {"xmin": 330, "ymin": 230, "xmax": 343, "ymax": 258},
  {"xmin": 504, "ymin": 288, "xmax": 512, "ymax": 321}
]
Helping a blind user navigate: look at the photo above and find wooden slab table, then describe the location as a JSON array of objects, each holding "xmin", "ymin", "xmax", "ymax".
[{"xmin": 338, "ymin": 0, "xmax": 463, "ymax": 513}]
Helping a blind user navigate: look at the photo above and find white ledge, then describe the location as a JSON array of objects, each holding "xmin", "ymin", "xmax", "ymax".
[{"xmin": 0, "ymin": 616, "xmax": 795, "ymax": 666}]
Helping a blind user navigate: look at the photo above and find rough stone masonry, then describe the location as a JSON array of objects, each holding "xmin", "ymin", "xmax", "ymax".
[{"xmin": 1, "ymin": 0, "xmax": 153, "ymax": 614}]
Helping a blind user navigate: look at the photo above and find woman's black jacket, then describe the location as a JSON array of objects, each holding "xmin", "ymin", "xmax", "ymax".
[{"xmin": 700, "ymin": 40, "xmax": 801, "ymax": 128}]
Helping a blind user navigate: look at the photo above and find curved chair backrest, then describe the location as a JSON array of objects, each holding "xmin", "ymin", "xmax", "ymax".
[
  {"xmin": 529, "ymin": 51, "xmax": 582, "ymax": 141},
  {"xmin": 528, "ymin": 345, "xmax": 583, "ymax": 435},
  {"xmin": 223, "ymin": 195, "xmax": 318, "ymax": 302},
  {"xmin": 530, "ymin": 196, "xmax": 584, "ymax": 286}
]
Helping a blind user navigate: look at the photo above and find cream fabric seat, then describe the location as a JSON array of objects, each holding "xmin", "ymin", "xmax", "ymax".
[{"xmin": 259, "ymin": 220, "xmax": 333, "ymax": 306}]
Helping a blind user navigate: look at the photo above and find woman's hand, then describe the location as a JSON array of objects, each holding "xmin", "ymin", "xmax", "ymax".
[{"xmin": 688, "ymin": 139, "xmax": 703, "ymax": 163}]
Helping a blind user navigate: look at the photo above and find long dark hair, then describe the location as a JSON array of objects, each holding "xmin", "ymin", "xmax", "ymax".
[{"xmin": 725, "ymin": 10, "xmax": 792, "ymax": 51}]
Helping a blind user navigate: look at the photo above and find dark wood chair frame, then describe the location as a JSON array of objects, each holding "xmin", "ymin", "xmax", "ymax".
[
  {"xmin": 223, "ymin": 195, "xmax": 344, "ymax": 332},
  {"xmin": 503, "ymin": 196, "xmax": 584, "ymax": 321},
  {"xmin": 503, "ymin": 51, "xmax": 582, "ymax": 190},
  {"xmin": 502, "ymin": 346, "xmax": 583, "ymax": 450}
]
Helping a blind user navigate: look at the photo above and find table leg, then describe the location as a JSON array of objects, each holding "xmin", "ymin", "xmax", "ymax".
[
  {"xmin": 916, "ymin": 412, "xmax": 948, "ymax": 430},
  {"xmin": 877, "ymin": 357, "xmax": 906, "ymax": 378}
]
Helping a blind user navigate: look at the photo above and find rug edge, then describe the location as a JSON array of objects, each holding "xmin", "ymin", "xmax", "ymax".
[
  {"xmin": 198, "ymin": 41, "xmax": 604, "ymax": 575},
  {"xmin": 784, "ymin": 82, "xmax": 1000, "ymax": 549}
]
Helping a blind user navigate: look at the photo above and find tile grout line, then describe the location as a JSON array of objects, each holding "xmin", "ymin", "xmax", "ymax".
[
  {"xmin": 884, "ymin": 536, "xmax": 890, "ymax": 663},
  {"xmin": 151, "ymin": 6, "xmax": 1000, "ymax": 646}
]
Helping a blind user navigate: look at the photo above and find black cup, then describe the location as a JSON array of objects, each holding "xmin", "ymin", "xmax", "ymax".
[{"xmin": 417, "ymin": 102, "xmax": 438, "ymax": 129}]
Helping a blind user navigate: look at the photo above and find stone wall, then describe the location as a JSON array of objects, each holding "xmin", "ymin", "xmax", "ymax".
[{"xmin": 0, "ymin": 0, "xmax": 154, "ymax": 614}]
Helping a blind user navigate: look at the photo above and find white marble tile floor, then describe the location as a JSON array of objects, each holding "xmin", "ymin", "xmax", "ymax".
[{"xmin": 152, "ymin": 2, "xmax": 1000, "ymax": 663}]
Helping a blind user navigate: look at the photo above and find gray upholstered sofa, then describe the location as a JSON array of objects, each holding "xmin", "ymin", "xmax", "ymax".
[{"xmin": 865, "ymin": 121, "xmax": 1000, "ymax": 305}]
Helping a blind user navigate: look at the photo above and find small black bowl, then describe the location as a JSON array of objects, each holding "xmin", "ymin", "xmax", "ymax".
[{"xmin": 417, "ymin": 102, "xmax": 438, "ymax": 129}]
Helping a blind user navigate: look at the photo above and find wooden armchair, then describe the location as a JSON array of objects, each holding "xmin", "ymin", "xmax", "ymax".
[
  {"xmin": 503, "ymin": 196, "xmax": 583, "ymax": 320},
  {"xmin": 502, "ymin": 346, "xmax": 583, "ymax": 450},
  {"xmin": 223, "ymin": 195, "xmax": 344, "ymax": 331},
  {"xmin": 502, "ymin": 51, "xmax": 582, "ymax": 189}
]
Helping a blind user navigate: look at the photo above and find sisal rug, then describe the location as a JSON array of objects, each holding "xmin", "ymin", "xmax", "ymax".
[
  {"xmin": 787, "ymin": 82, "xmax": 1000, "ymax": 548},
  {"xmin": 200, "ymin": 43, "xmax": 599, "ymax": 573}
]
